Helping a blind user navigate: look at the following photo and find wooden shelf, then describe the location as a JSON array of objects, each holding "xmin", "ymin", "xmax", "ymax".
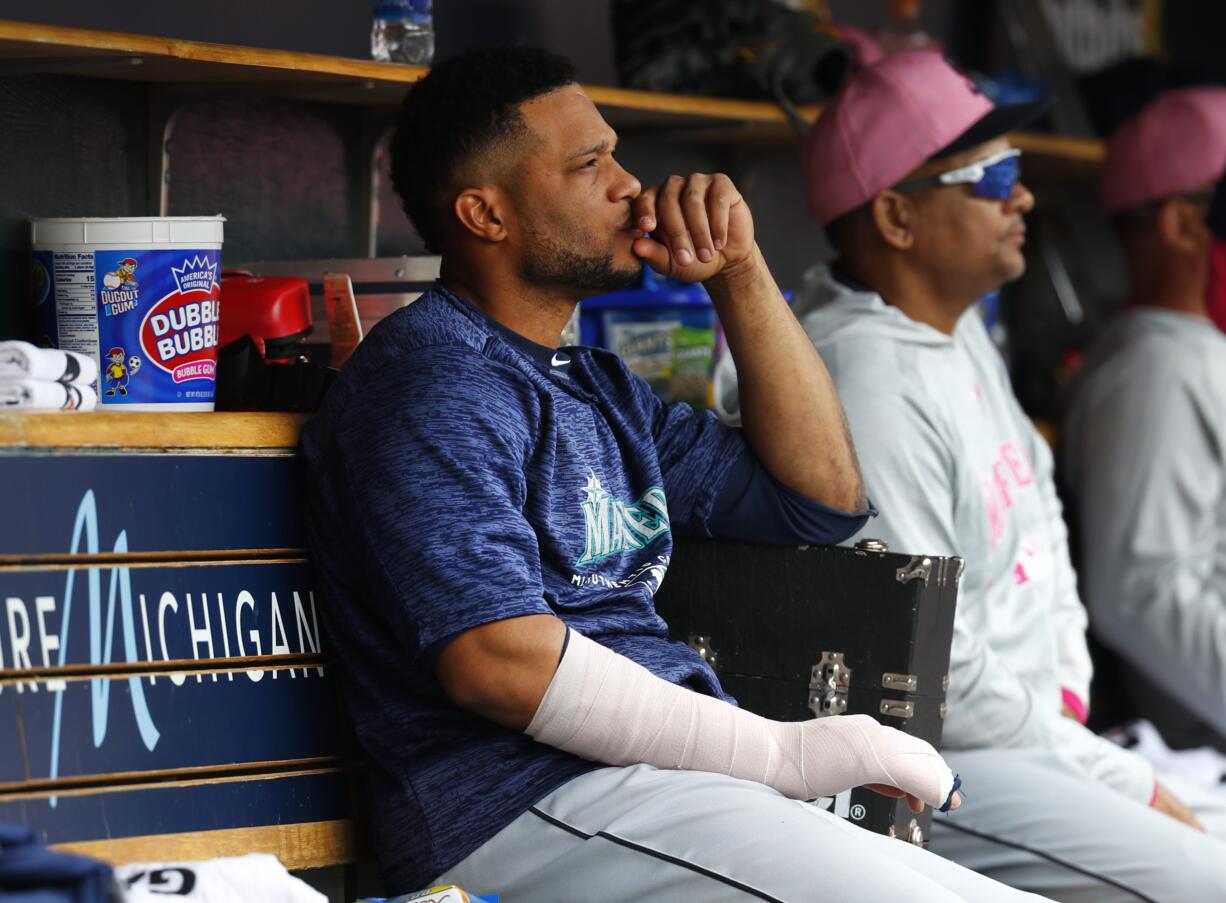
[
  {"xmin": 0, "ymin": 19, "xmax": 425, "ymax": 103},
  {"xmin": 0, "ymin": 411, "xmax": 307, "ymax": 450},
  {"xmin": 0, "ymin": 18, "xmax": 1105, "ymax": 160},
  {"xmin": 1009, "ymin": 131, "xmax": 1104, "ymax": 163}
]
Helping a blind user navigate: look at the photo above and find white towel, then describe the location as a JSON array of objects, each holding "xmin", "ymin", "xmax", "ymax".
[
  {"xmin": 1110, "ymin": 719, "xmax": 1226, "ymax": 789},
  {"xmin": 0, "ymin": 340, "xmax": 98, "ymax": 386},
  {"xmin": 116, "ymin": 853, "xmax": 326, "ymax": 902},
  {"xmin": 0, "ymin": 379, "xmax": 97, "ymax": 411}
]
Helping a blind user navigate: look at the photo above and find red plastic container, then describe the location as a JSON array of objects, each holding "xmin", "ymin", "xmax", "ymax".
[{"xmin": 219, "ymin": 273, "xmax": 312, "ymax": 359}]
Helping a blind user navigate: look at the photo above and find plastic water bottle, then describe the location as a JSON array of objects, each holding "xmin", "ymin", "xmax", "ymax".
[{"xmin": 371, "ymin": 0, "xmax": 434, "ymax": 66}]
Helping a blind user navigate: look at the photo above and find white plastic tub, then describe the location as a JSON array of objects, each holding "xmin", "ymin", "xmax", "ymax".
[{"xmin": 31, "ymin": 216, "xmax": 225, "ymax": 411}]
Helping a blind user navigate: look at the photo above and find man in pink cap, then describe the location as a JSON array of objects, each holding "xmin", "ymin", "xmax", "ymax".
[
  {"xmin": 715, "ymin": 52, "xmax": 1226, "ymax": 900},
  {"xmin": 1065, "ymin": 90, "xmax": 1226, "ymax": 757}
]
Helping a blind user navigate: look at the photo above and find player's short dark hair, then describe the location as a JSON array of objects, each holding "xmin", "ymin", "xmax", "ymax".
[{"xmin": 389, "ymin": 47, "xmax": 577, "ymax": 253}]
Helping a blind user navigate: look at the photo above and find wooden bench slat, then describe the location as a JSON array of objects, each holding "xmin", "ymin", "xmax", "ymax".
[
  {"xmin": 0, "ymin": 754, "xmax": 345, "ymax": 795},
  {"xmin": 52, "ymin": 818, "xmax": 358, "ymax": 870},
  {"xmin": 52, "ymin": 818, "xmax": 357, "ymax": 870},
  {"xmin": 2, "ymin": 763, "xmax": 346, "ymax": 801},
  {"xmin": 0, "ymin": 550, "xmax": 307, "ymax": 570},
  {"xmin": 0, "ymin": 412, "xmax": 307, "ymax": 451}
]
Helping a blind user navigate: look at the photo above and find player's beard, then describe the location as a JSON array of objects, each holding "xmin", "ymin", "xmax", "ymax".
[{"xmin": 521, "ymin": 224, "xmax": 641, "ymax": 294}]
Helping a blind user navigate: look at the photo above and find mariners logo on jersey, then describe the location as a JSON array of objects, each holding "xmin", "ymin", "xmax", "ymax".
[{"xmin": 575, "ymin": 471, "xmax": 670, "ymax": 566}]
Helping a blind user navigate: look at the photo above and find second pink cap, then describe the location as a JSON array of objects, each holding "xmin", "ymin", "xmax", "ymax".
[
  {"xmin": 805, "ymin": 51, "xmax": 1043, "ymax": 226},
  {"xmin": 1101, "ymin": 88, "xmax": 1226, "ymax": 214}
]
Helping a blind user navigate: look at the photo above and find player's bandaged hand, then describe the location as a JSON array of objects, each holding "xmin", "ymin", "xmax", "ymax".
[
  {"xmin": 527, "ymin": 629, "xmax": 960, "ymax": 812},
  {"xmin": 793, "ymin": 714, "xmax": 959, "ymax": 812}
]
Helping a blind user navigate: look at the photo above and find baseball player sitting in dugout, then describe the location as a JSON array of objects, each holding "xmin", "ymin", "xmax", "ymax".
[
  {"xmin": 300, "ymin": 46, "xmax": 1046, "ymax": 903},
  {"xmin": 1065, "ymin": 89, "xmax": 1226, "ymax": 758}
]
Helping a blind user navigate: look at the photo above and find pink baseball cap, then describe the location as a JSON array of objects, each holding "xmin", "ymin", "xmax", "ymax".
[
  {"xmin": 804, "ymin": 51, "xmax": 1046, "ymax": 226},
  {"xmin": 1101, "ymin": 88, "xmax": 1226, "ymax": 214}
]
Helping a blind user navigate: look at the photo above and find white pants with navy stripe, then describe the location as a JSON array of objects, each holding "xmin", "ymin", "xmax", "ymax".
[
  {"xmin": 434, "ymin": 764, "xmax": 1046, "ymax": 902},
  {"xmin": 931, "ymin": 748, "xmax": 1226, "ymax": 903}
]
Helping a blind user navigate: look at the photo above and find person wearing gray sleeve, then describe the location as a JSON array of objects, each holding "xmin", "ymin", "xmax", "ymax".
[
  {"xmin": 1065, "ymin": 89, "xmax": 1226, "ymax": 754},
  {"xmin": 717, "ymin": 53, "xmax": 1226, "ymax": 901}
]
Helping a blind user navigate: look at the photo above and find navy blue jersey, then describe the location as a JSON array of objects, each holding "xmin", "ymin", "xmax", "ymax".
[{"xmin": 300, "ymin": 285, "xmax": 867, "ymax": 890}]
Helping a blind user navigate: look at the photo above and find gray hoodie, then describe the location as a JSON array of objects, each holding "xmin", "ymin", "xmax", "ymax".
[
  {"xmin": 1064, "ymin": 308, "xmax": 1226, "ymax": 742},
  {"xmin": 715, "ymin": 264, "xmax": 1153, "ymax": 802}
]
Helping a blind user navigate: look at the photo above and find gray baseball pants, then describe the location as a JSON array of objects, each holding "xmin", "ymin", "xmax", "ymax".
[
  {"xmin": 433, "ymin": 763, "xmax": 1048, "ymax": 902},
  {"xmin": 931, "ymin": 748, "xmax": 1226, "ymax": 902}
]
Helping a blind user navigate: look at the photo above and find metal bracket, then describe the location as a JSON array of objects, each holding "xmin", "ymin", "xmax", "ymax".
[
  {"xmin": 893, "ymin": 554, "xmax": 967, "ymax": 587},
  {"xmin": 950, "ymin": 557, "xmax": 966, "ymax": 586},
  {"xmin": 881, "ymin": 672, "xmax": 917, "ymax": 692},
  {"xmin": 895, "ymin": 556, "xmax": 932, "ymax": 585},
  {"xmin": 855, "ymin": 538, "xmax": 889, "ymax": 553},
  {"xmin": 687, "ymin": 635, "xmax": 718, "ymax": 671},
  {"xmin": 930, "ymin": 556, "xmax": 968, "ymax": 588},
  {"xmin": 879, "ymin": 699, "xmax": 914, "ymax": 719},
  {"xmin": 810, "ymin": 651, "xmax": 851, "ymax": 717}
]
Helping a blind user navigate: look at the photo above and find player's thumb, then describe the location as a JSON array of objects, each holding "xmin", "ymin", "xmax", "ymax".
[
  {"xmin": 632, "ymin": 236, "xmax": 674, "ymax": 276},
  {"xmin": 866, "ymin": 727, "xmax": 954, "ymax": 810}
]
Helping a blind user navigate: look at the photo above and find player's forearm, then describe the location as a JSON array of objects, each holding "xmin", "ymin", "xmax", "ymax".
[
  {"xmin": 528, "ymin": 629, "xmax": 957, "ymax": 810},
  {"xmin": 705, "ymin": 245, "xmax": 866, "ymax": 512},
  {"xmin": 435, "ymin": 614, "xmax": 568, "ymax": 731}
]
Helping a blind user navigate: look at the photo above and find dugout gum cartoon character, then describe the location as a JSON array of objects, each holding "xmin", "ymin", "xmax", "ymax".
[
  {"xmin": 103, "ymin": 257, "xmax": 139, "ymax": 290},
  {"xmin": 104, "ymin": 345, "xmax": 130, "ymax": 396}
]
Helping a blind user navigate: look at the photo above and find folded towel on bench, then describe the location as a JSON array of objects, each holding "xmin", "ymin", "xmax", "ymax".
[
  {"xmin": 117, "ymin": 852, "xmax": 325, "ymax": 903},
  {"xmin": 0, "ymin": 379, "xmax": 97, "ymax": 411},
  {"xmin": 0, "ymin": 340, "xmax": 98, "ymax": 386}
]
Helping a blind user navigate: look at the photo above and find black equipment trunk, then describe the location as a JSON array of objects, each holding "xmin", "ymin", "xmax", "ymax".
[{"xmin": 653, "ymin": 537, "xmax": 962, "ymax": 846}]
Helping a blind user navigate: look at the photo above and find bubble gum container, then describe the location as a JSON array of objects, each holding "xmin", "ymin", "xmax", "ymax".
[{"xmin": 31, "ymin": 216, "xmax": 225, "ymax": 411}]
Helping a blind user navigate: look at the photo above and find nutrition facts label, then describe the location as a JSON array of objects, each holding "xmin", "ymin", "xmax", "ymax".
[{"xmin": 52, "ymin": 251, "xmax": 99, "ymax": 355}]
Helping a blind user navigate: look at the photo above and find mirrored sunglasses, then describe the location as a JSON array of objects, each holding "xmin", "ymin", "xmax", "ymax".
[{"xmin": 894, "ymin": 148, "xmax": 1022, "ymax": 201}]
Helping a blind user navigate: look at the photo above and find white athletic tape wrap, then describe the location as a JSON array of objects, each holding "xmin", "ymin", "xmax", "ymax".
[{"xmin": 527, "ymin": 629, "xmax": 954, "ymax": 808}]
